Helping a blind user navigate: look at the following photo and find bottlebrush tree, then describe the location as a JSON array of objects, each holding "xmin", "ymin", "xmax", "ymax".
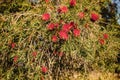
[{"xmin": 0, "ymin": 0, "xmax": 119, "ymax": 80}]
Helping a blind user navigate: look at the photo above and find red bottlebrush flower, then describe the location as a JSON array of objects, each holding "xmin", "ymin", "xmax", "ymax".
[
  {"xmin": 47, "ymin": 23, "xmax": 55, "ymax": 30},
  {"xmin": 59, "ymin": 30, "xmax": 68, "ymax": 40},
  {"xmin": 45, "ymin": 0, "xmax": 49, "ymax": 3},
  {"xmin": 103, "ymin": 33, "xmax": 109, "ymax": 39},
  {"xmin": 70, "ymin": 0, "xmax": 76, "ymax": 7},
  {"xmin": 32, "ymin": 51, "xmax": 37, "ymax": 57},
  {"xmin": 99, "ymin": 38, "xmax": 105, "ymax": 45},
  {"xmin": 11, "ymin": 42, "xmax": 16, "ymax": 48},
  {"xmin": 62, "ymin": 23, "xmax": 71, "ymax": 32},
  {"xmin": 78, "ymin": 12, "xmax": 85, "ymax": 19},
  {"xmin": 52, "ymin": 35, "xmax": 58, "ymax": 42},
  {"xmin": 13, "ymin": 56, "xmax": 18, "ymax": 62},
  {"xmin": 73, "ymin": 29, "xmax": 80, "ymax": 37},
  {"xmin": 59, "ymin": 52, "xmax": 63, "ymax": 57},
  {"xmin": 91, "ymin": 13, "xmax": 99, "ymax": 22},
  {"xmin": 58, "ymin": 6, "xmax": 68, "ymax": 13},
  {"xmin": 42, "ymin": 13, "xmax": 50, "ymax": 21},
  {"xmin": 41, "ymin": 66, "xmax": 48, "ymax": 73}
]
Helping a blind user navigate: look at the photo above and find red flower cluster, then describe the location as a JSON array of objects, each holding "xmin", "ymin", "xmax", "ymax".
[
  {"xmin": 47, "ymin": 21, "xmax": 80, "ymax": 41},
  {"xmin": 11, "ymin": 42, "xmax": 16, "ymax": 49},
  {"xmin": 59, "ymin": 30, "xmax": 69, "ymax": 40},
  {"xmin": 13, "ymin": 56, "xmax": 18, "ymax": 62},
  {"xmin": 62, "ymin": 23, "xmax": 72, "ymax": 32},
  {"xmin": 70, "ymin": 0, "xmax": 76, "ymax": 7},
  {"xmin": 32, "ymin": 51, "xmax": 37, "ymax": 57},
  {"xmin": 99, "ymin": 33, "xmax": 109, "ymax": 45},
  {"xmin": 73, "ymin": 29, "xmax": 81, "ymax": 37},
  {"xmin": 103, "ymin": 33, "xmax": 109, "ymax": 39},
  {"xmin": 58, "ymin": 6, "xmax": 68, "ymax": 13},
  {"xmin": 91, "ymin": 12, "xmax": 99, "ymax": 22},
  {"xmin": 47, "ymin": 23, "xmax": 55, "ymax": 30},
  {"xmin": 41, "ymin": 66, "xmax": 48, "ymax": 73},
  {"xmin": 99, "ymin": 38, "xmax": 105, "ymax": 45},
  {"xmin": 42, "ymin": 13, "xmax": 50, "ymax": 21},
  {"xmin": 78, "ymin": 12, "xmax": 85, "ymax": 19},
  {"xmin": 41, "ymin": 3, "xmax": 100, "ymax": 43},
  {"xmin": 52, "ymin": 35, "xmax": 58, "ymax": 42}
]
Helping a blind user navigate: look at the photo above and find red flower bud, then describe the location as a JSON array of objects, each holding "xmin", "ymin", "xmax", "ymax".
[
  {"xmin": 58, "ymin": 6, "xmax": 68, "ymax": 13},
  {"xmin": 73, "ymin": 29, "xmax": 81, "ymax": 37},
  {"xmin": 78, "ymin": 12, "xmax": 85, "ymax": 19},
  {"xmin": 32, "ymin": 51, "xmax": 37, "ymax": 57},
  {"xmin": 99, "ymin": 38, "xmax": 105, "ymax": 45},
  {"xmin": 103, "ymin": 33, "xmax": 109, "ymax": 39},
  {"xmin": 70, "ymin": 0, "xmax": 76, "ymax": 7},
  {"xmin": 42, "ymin": 13, "xmax": 50, "ymax": 21},
  {"xmin": 41, "ymin": 66, "xmax": 48, "ymax": 73},
  {"xmin": 52, "ymin": 35, "xmax": 58, "ymax": 42},
  {"xmin": 13, "ymin": 56, "xmax": 18, "ymax": 62},
  {"xmin": 11, "ymin": 42, "xmax": 16, "ymax": 48},
  {"xmin": 47, "ymin": 23, "xmax": 55, "ymax": 30},
  {"xmin": 91, "ymin": 13, "xmax": 99, "ymax": 22},
  {"xmin": 62, "ymin": 23, "xmax": 71, "ymax": 32},
  {"xmin": 59, "ymin": 30, "xmax": 68, "ymax": 40}
]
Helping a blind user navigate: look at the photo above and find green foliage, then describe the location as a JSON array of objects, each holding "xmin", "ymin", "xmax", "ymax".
[
  {"xmin": 0, "ymin": 0, "xmax": 31, "ymax": 14},
  {"xmin": 0, "ymin": 0, "xmax": 120, "ymax": 79}
]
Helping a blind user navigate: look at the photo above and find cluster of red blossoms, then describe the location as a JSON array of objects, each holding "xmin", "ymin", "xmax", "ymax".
[
  {"xmin": 42, "ymin": 0, "xmax": 102, "ymax": 42},
  {"xmin": 99, "ymin": 33, "xmax": 109, "ymax": 45},
  {"xmin": 11, "ymin": 0, "xmax": 100, "ymax": 76},
  {"xmin": 51, "ymin": 22, "xmax": 80, "ymax": 41},
  {"xmin": 42, "ymin": 13, "xmax": 81, "ymax": 41}
]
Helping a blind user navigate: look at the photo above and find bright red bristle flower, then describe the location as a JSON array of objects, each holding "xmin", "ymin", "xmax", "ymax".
[
  {"xmin": 11, "ymin": 42, "xmax": 16, "ymax": 48},
  {"xmin": 59, "ymin": 30, "xmax": 68, "ymax": 40},
  {"xmin": 91, "ymin": 13, "xmax": 99, "ymax": 22},
  {"xmin": 42, "ymin": 13, "xmax": 50, "ymax": 21},
  {"xmin": 41, "ymin": 66, "xmax": 48, "ymax": 73},
  {"xmin": 73, "ymin": 29, "xmax": 81, "ymax": 37},
  {"xmin": 58, "ymin": 6, "xmax": 68, "ymax": 13},
  {"xmin": 47, "ymin": 23, "xmax": 55, "ymax": 30},
  {"xmin": 70, "ymin": 0, "xmax": 76, "ymax": 7},
  {"xmin": 103, "ymin": 33, "xmax": 109, "ymax": 39},
  {"xmin": 13, "ymin": 56, "xmax": 18, "ymax": 62},
  {"xmin": 62, "ymin": 23, "xmax": 71, "ymax": 32},
  {"xmin": 32, "ymin": 51, "xmax": 37, "ymax": 57},
  {"xmin": 99, "ymin": 38, "xmax": 105, "ymax": 45},
  {"xmin": 52, "ymin": 35, "xmax": 58, "ymax": 42},
  {"xmin": 78, "ymin": 12, "xmax": 85, "ymax": 19}
]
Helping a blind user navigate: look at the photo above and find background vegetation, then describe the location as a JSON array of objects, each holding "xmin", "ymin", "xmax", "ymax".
[{"xmin": 0, "ymin": 0, "xmax": 120, "ymax": 80}]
